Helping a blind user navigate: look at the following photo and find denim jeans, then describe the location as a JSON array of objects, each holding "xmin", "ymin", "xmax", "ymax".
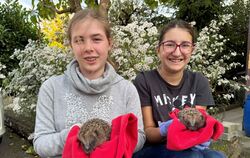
[{"xmin": 132, "ymin": 144, "xmax": 226, "ymax": 158}]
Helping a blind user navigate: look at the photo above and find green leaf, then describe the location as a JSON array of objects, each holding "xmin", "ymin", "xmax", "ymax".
[
  {"xmin": 204, "ymin": 0, "xmax": 212, "ymax": 7},
  {"xmin": 160, "ymin": 0, "xmax": 174, "ymax": 4},
  {"xmin": 25, "ymin": 146, "xmax": 36, "ymax": 155},
  {"xmin": 30, "ymin": 15, "xmax": 37, "ymax": 24},
  {"xmin": 85, "ymin": 0, "xmax": 98, "ymax": 8},
  {"xmin": 144, "ymin": 0, "xmax": 158, "ymax": 9}
]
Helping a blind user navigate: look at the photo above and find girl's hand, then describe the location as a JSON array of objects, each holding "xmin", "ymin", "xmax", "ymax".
[{"xmin": 159, "ymin": 119, "xmax": 173, "ymax": 136}]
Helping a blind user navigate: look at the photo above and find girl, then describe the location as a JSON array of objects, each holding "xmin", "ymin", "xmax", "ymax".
[
  {"xmin": 33, "ymin": 8, "xmax": 145, "ymax": 158},
  {"xmin": 133, "ymin": 20, "xmax": 226, "ymax": 158}
]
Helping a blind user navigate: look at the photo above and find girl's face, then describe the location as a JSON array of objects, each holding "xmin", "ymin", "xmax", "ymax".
[
  {"xmin": 157, "ymin": 27, "xmax": 194, "ymax": 74},
  {"xmin": 70, "ymin": 18, "xmax": 112, "ymax": 79}
]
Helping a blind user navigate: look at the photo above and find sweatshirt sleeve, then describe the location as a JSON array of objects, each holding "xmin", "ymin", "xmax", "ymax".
[
  {"xmin": 125, "ymin": 82, "xmax": 146, "ymax": 152},
  {"xmin": 33, "ymin": 77, "xmax": 69, "ymax": 157}
]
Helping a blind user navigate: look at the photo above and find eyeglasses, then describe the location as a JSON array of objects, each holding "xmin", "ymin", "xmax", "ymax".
[{"xmin": 159, "ymin": 41, "xmax": 194, "ymax": 54}]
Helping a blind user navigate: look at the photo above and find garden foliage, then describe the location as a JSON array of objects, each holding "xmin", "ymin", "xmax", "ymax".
[
  {"xmin": 3, "ymin": 40, "xmax": 72, "ymax": 114},
  {"xmin": 111, "ymin": 21, "xmax": 158, "ymax": 80},
  {"xmin": 41, "ymin": 13, "xmax": 70, "ymax": 50},
  {"xmin": 222, "ymin": 0, "xmax": 250, "ymax": 78},
  {"xmin": 0, "ymin": 0, "xmax": 39, "ymax": 87},
  {"xmin": 161, "ymin": 0, "xmax": 224, "ymax": 31},
  {"xmin": 189, "ymin": 14, "xmax": 248, "ymax": 106},
  {"xmin": 0, "ymin": 62, "xmax": 6, "ymax": 91}
]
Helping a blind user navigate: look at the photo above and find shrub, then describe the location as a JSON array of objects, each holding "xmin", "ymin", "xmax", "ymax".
[
  {"xmin": 41, "ymin": 13, "xmax": 70, "ymax": 49},
  {"xmin": 0, "ymin": 62, "xmax": 6, "ymax": 91},
  {"xmin": 189, "ymin": 14, "xmax": 249, "ymax": 107},
  {"xmin": 111, "ymin": 20, "xmax": 159, "ymax": 80},
  {"xmin": 3, "ymin": 40, "xmax": 72, "ymax": 115},
  {"xmin": 221, "ymin": 0, "xmax": 250, "ymax": 81},
  {"xmin": 0, "ymin": 0, "xmax": 39, "ymax": 86}
]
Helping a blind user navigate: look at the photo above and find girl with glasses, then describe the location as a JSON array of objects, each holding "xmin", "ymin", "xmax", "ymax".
[{"xmin": 133, "ymin": 20, "xmax": 226, "ymax": 158}]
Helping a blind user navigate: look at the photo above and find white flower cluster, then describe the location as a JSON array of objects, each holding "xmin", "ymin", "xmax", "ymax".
[
  {"xmin": 189, "ymin": 14, "xmax": 247, "ymax": 104},
  {"xmin": 3, "ymin": 40, "xmax": 72, "ymax": 114},
  {"xmin": 0, "ymin": 62, "xmax": 6, "ymax": 79},
  {"xmin": 109, "ymin": 0, "xmax": 147, "ymax": 25},
  {"xmin": 111, "ymin": 20, "xmax": 159, "ymax": 80},
  {"xmin": 108, "ymin": 0, "xmax": 159, "ymax": 80}
]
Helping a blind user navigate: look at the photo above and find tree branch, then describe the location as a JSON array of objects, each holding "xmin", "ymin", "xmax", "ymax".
[{"xmin": 41, "ymin": 0, "xmax": 82, "ymax": 14}]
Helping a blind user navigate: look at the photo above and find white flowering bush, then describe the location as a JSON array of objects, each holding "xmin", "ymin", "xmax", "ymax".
[
  {"xmin": 0, "ymin": 62, "xmax": 6, "ymax": 91},
  {"xmin": 108, "ymin": 0, "xmax": 159, "ymax": 80},
  {"xmin": 111, "ymin": 21, "xmax": 159, "ymax": 80},
  {"xmin": 188, "ymin": 14, "xmax": 248, "ymax": 106},
  {"xmin": 0, "ymin": 62, "xmax": 6, "ymax": 79},
  {"xmin": 3, "ymin": 40, "xmax": 72, "ymax": 114}
]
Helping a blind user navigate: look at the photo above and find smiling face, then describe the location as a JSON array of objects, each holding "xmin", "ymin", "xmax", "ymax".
[
  {"xmin": 157, "ymin": 27, "xmax": 194, "ymax": 74},
  {"xmin": 70, "ymin": 18, "xmax": 112, "ymax": 80}
]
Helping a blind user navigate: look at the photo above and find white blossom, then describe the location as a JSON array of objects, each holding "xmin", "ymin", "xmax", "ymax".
[
  {"xmin": 3, "ymin": 40, "xmax": 72, "ymax": 114},
  {"xmin": 111, "ymin": 20, "xmax": 158, "ymax": 80},
  {"xmin": 189, "ymin": 13, "xmax": 247, "ymax": 105}
]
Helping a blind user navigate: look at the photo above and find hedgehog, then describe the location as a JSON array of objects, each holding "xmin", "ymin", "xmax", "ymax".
[
  {"xmin": 77, "ymin": 118, "xmax": 111, "ymax": 154},
  {"xmin": 178, "ymin": 108, "xmax": 206, "ymax": 131}
]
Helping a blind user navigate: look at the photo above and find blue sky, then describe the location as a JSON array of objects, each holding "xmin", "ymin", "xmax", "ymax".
[
  {"xmin": 18, "ymin": 0, "xmax": 34, "ymax": 8},
  {"xmin": 0, "ymin": 0, "xmax": 35, "ymax": 8},
  {"xmin": 0, "ymin": 0, "xmax": 88, "ymax": 9}
]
